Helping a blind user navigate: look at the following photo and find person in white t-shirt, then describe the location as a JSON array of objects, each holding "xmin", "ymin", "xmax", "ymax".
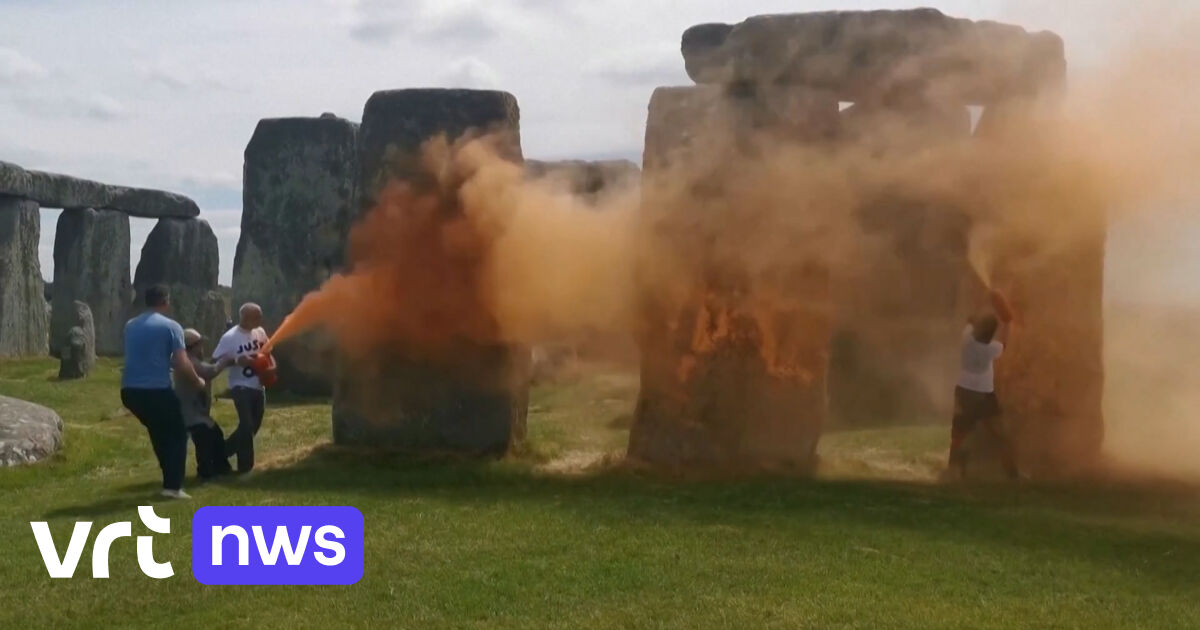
[
  {"xmin": 947, "ymin": 291, "xmax": 1019, "ymax": 480},
  {"xmin": 213, "ymin": 303, "xmax": 270, "ymax": 474}
]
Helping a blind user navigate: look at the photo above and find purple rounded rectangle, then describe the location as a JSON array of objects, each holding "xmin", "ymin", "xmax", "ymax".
[{"xmin": 192, "ymin": 506, "xmax": 364, "ymax": 585}]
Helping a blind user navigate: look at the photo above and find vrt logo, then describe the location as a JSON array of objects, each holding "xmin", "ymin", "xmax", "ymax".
[{"xmin": 29, "ymin": 506, "xmax": 174, "ymax": 579}]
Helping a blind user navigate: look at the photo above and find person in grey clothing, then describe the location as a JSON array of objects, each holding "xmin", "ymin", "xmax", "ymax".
[{"xmin": 179, "ymin": 328, "xmax": 234, "ymax": 480}]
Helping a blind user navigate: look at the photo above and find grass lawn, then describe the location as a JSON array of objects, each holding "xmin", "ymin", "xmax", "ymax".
[{"xmin": 1, "ymin": 358, "xmax": 1199, "ymax": 629}]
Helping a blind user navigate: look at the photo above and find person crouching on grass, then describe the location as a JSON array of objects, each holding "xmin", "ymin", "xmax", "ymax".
[
  {"xmin": 947, "ymin": 290, "xmax": 1020, "ymax": 480},
  {"xmin": 178, "ymin": 328, "xmax": 234, "ymax": 481}
]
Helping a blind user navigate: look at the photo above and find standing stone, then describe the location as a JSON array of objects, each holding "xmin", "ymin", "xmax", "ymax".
[
  {"xmin": 51, "ymin": 208, "xmax": 130, "ymax": 357},
  {"xmin": 990, "ymin": 229, "xmax": 1105, "ymax": 475},
  {"xmin": 680, "ymin": 10, "xmax": 1066, "ymax": 105},
  {"xmin": 234, "ymin": 115, "xmax": 359, "ymax": 396},
  {"xmin": 333, "ymin": 89, "xmax": 528, "ymax": 455},
  {"xmin": 196, "ymin": 290, "xmax": 231, "ymax": 356},
  {"xmin": 628, "ymin": 85, "xmax": 837, "ymax": 471},
  {"xmin": 0, "ymin": 395, "xmax": 63, "ymax": 466},
  {"xmin": 0, "ymin": 197, "xmax": 48, "ymax": 357},
  {"xmin": 57, "ymin": 301, "xmax": 95, "ymax": 380},
  {"xmin": 134, "ymin": 217, "xmax": 219, "ymax": 336},
  {"xmin": 977, "ymin": 101, "xmax": 1104, "ymax": 476},
  {"xmin": 358, "ymin": 89, "xmax": 522, "ymax": 215},
  {"xmin": 828, "ymin": 100, "xmax": 975, "ymax": 427}
]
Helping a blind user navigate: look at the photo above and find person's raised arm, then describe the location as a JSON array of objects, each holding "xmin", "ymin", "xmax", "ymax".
[
  {"xmin": 995, "ymin": 320, "xmax": 1010, "ymax": 347},
  {"xmin": 990, "ymin": 289, "xmax": 1014, "ymax": 348}
]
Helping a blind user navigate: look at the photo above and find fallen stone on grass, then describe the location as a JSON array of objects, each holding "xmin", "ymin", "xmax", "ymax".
[{"xmin": 0, "ymin": 395, "xmax": 63, "ymax": 466}]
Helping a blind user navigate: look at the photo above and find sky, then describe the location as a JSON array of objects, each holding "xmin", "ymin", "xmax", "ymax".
[{"xmin": 0, "ymin": 0, "xmax": 1195, "ymax": 303}]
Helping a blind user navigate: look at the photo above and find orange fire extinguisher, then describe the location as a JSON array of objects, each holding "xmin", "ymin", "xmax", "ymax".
[{"xmin": 247, "ymin": 352, "xmax": 279, "ymax": 389}]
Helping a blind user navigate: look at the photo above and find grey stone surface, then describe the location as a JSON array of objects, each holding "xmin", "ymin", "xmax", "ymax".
[
  {"xmin": 827, "ymin": 101, "xmax": 975, "ymax": 428},
  {"xmin": 641, "ymin": 85, "xmax": 840, "ymax": 172},
  {"xmin": 233, "ymin": 115, "xmax": 359, "ymax": 395},
  {"xmin": 332, "ymin": 345, "xmax": 531, "ymax": 455},
  {"xmin": 629, "ymin": 84, "xmax": 835, "ymax": 471},
  {"xmin": 682, "ymin": 9, "xmax": 1066, "ymax": 104},
  {"xmin": 358, "ymin": 88, "xmax": 522, "ymax": 214},
  {"xmin": 334, "ymin": 89, "xmax": 529, "ymax": 454},
  {"xmin": 0, "ymin": 161, "xmax": 31, "ymax": 193},
  {"xmin": 0, "ymin": 196, "xmax": 49, "ymax": 356},
  {"xmin": 25, "ymin": 170, "xmax": 111, "ymax": 211},
  {"xmin": 0, "ymin": 160, "xmax": 199, "ymax": 218},
  {"xmin": 104, "ymin": 186, "xmax": 201, "ymax": 219},
  {"xmin": 0, "ymin": 395, "xmax": 63, "ymax": 466},
  {"xmin": 51, "ymin": 208, "xmax": 131, "ymax": 357},
  {"xmin": 133, "ymin": 217, "xmax": 219, "ymax": 337},
  {"xmin": 195, "ymin": 290, "xmax": 231, "ymax": 354},
  {"xmin": 57, "ymin": 301, "xmax": 95, "ymax": 380}
]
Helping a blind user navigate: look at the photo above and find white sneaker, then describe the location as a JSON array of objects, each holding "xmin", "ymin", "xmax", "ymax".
[{"xmin": 160, "ymin": 489, "xmax": 192, "ymax": 500}]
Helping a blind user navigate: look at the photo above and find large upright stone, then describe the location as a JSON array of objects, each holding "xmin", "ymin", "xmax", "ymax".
[
  {"xmin": 977, "ymin": 101, "xmax": 1104, "ymax": 476},
  {"xmin": 682, "ymin": 9, "xmax": 1066, "ymax": 104},
  {"xmin": 333, "ymin": 89, "xmax": 528, "ymax": 455},
  {"xmin": 993, "ymin": 231, "xmax": 1105, "ymax": 475},
  {"xmin": 234, "ymin": 114, "xmax": 360, "ymax": 395},
  {"xmin": 134, "ymin": 217, "xmax": 219, "ymax": 335},
  {"xmin": 57, "ymin": 301, "xmax": 95, "ymax": 380},
  {"xmin": 628, "ymin": 85, "xmax": 837, "ymax": 471},
  {"xmin": 0, "ymin": 197, "xmax": 48, "ymax": 356},
  {"xmin": 52, "ymin": 208, "xmax": 130, "ymax": 357},
  {"xmin": 828, "ymin": 101, "xmax": 975, "ymax": 427},
  {"xmin": 196, "ymin": 290, "xmax": 231, "ymax": 356},
  {"xmin": 358, "ymin": 89, "xmax": 521, "ymax": 214}
]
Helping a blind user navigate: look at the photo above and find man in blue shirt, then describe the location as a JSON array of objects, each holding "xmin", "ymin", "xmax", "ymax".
[{"xmin": 121, "ymin": 284, "xmax": 206, "ymax": 499}]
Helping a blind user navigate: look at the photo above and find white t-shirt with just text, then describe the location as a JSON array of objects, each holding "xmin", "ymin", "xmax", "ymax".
[
  {"xmin": 957, "ymin": 324, "xmax": 1004, "ymax": 393},
  {"xmin": 212, "ymin": 326, "xmax": 269, "ymax": 390}
]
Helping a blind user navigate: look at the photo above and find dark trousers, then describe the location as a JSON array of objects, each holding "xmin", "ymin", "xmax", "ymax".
[
  {"xmin": 189, "ymin": 423, "xmax": 232, "ymax": 479},
  {"xmin": 227, "ymin": 387, "xmax": 265, "ymax": 472},
  {"xmin": 949, "ymin": 386, "xmax": 1019, "ymax": 479},
  {"xmin": 121, "ymin": 388, "xmax": 187, "ymax": 491}
]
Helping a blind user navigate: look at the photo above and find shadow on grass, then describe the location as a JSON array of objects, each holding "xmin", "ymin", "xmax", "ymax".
[
  {"xmin": 213, "ymin": 389, "xmax": 330, "ymax": 409},
  {"xmin": 41, "ymin": 444, "xmax": 1200, "ymax": 588},
  {"xmin": 42, "ymin": 485, "xmax": 172, "ymax": 519}
]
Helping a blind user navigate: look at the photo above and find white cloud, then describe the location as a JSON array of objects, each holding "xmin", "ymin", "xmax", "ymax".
[
  {"xmin": 80, "ymin": 93, "xmax": 127, "ymax": 120},
  {"xmin": 10, "ymin": 91, "xmax": 130, "ymax": 121},
  {"xmin": 176, "ymin": 170, "xmax": 242, "ymax": 191},
  {"xmin": 139, "ymin": 60, "xmax": 242, "ymax": 93},
  {"xmin": 589, "ymin": 44, "xmax": 689, "ymax": 87},
  {"xmin": 438, "ymin": 57, "xmax": 500, "ymax": 89},
  {"xmin": 418, "ymin": 3, "xmax": 500, "ymax": 42},
  {"xmin": 144, "ymin": 62, "xmax": 191, "ymax": 90},
  {"xmin": 341, "ymin": 0, "xmax": 414, "ymax": 44},
  {"xmin": 0, "ymin": 47, "xmax": 48, "ymax": 84},
  {"xmin": 341, "ymin": 0, "xmax": 503, "ymax": 45}
]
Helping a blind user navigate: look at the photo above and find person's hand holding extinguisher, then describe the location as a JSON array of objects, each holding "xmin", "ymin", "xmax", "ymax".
[
  {"xmin": 237, "ymin": 352, "xmax": 278, "ymax": 388},
  {"xmin": 989, "ymin": 288, "xmax": 1015, "ymax": 347}
]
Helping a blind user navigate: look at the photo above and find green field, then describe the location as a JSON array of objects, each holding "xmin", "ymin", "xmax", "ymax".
[{"xmin": 1, "ymin": 358, "xmax": 1198, "ymax": 629}]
